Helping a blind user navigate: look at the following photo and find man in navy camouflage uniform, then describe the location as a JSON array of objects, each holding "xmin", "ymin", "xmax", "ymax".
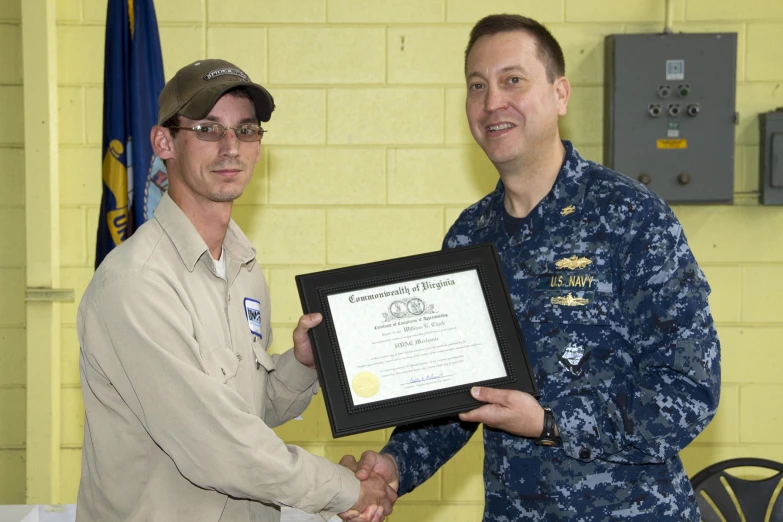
[{"xmin": 341, "ymin": 14, "xmax": 720, "ymax": 521}]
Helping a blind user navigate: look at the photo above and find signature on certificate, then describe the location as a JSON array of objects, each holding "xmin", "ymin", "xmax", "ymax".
[{"xmin": 408, "ymin": 371, "xmax": 451, "ymax": 384}]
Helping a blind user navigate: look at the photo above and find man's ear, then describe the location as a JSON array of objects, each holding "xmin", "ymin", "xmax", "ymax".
[
  {"xmin": 554, "ymin": 76, "xmax": 570, "ymax": 117},
  {"xmin": 151, "ymin": 125, "xmax": 175, "ymax": 160}
]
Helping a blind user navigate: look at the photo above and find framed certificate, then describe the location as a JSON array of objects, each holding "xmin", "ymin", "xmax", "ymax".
[{"xmin": 296, "ymin": 243, "xmax": 538, "ymax": 438}]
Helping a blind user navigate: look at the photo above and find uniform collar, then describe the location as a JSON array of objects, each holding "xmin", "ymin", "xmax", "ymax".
[
  {"xmin": 474, "ymin": 141, "xmax": 591, "ymax": 234},
  {"xmin": 154, "ymin": 192, "xmax": 257, "ymax": 272}
]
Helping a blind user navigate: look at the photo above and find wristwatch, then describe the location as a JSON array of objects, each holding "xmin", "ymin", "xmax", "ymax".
[{"xmin": 534, "ymin": 407, "xmax": 561, "ymax": 447}]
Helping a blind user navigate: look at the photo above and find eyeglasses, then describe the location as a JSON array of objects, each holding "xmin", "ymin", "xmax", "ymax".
[{"xmin": 167, "ymin": 123, "xmax": 267, "ymax": 142}]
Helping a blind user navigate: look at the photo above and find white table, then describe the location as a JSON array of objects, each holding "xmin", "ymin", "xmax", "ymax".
[
  {"xmin": 0, "ymin": 505, "xmax": 339, "ymax": 521},
  {"xmin": 0, "ymin": 505, "xmax": 76, "ymax": 522}
]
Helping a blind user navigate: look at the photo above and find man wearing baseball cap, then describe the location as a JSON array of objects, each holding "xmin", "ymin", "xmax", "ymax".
[{"xmin": 75, "ymin": 59, "xmax": 393, "ymax": 522}]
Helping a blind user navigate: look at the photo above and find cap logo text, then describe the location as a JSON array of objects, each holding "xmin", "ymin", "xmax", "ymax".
[{"xmin": 204, "ymin": 68, "xmax": 249, "ymax": 81}]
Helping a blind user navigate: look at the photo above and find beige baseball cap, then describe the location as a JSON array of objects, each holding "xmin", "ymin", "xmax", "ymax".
[{"xmin": 157, "ymin": 59, "xmax": 275, "ymax": 124}]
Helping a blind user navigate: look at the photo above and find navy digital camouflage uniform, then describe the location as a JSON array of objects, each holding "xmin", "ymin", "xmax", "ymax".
[{"xmin": 381, "ymin": 141, "xmax": 720, "ymax": 520}]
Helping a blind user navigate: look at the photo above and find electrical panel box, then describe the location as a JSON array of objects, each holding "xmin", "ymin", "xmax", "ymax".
[
  {"xmin": 760, "ymin": 110, "xmax": 783, "ymax": 205},
  {"xmin": 604, "ymin": 33, "xmax": 737, "ymax": 203}
]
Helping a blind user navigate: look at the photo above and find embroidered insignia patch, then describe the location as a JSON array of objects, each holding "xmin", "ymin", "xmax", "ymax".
[
  {"xmin": 244, "ymin": 298, "xmax": 263, "ymax": 338},
  {"xmin": 555, "ymin": 255, "xmax": 593, "ymax": 270},
  {"xmin": 204, "ymin": 67, "xmax": 249, "ymax": 81},
  {"xmin": 550, "ymin": 293, "xmax": 590, "ymax": 307},
  {"xmin": 559, "ymin": 343, "xmax": 587, "ymax": 376},
  {"xmin": 561, "ymin": 205, "xmax": 576, "ymax": 216}
]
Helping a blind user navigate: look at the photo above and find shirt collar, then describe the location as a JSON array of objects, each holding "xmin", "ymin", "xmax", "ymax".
[
  {"xmin": 154, "ymin": 192, "xmax": 257, "ymax": 272},
  {"xmin": 474, "ymin": 141, "xmax": 591, "ymax": 234}
]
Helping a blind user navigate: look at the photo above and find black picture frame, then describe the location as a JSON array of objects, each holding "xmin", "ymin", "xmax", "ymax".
[{"xmin": 295, "ymin": 243, "xmax": 538, "ymax": 438}]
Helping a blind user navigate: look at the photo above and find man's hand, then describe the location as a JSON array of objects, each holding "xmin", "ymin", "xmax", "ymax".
[
  {"xmin": 337, "ymin": 471, "xmax": 396, "ymax": 522},
  {"xmin": 458, "ymin": 387, "xmax": 547, "ymax": 438},
  {"xmin": 348, "ymin": 451, "xmax": 400, "ymax": 490},
  {"xmin": 338, "ymin": 452, "xmax": 399, "ymax": 521},
  {"xmin": 292, "ymin": 313, "xmax": 321, "ymax": 369}
]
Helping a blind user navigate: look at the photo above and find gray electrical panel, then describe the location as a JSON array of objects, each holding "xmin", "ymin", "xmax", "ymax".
[
  {"xmin": 760, "ymin": 110, "xmax": 783, "ymax": 205},
  {"xmin": 604, "ymin": 33, "xmax": 737, "ymax": 203}
]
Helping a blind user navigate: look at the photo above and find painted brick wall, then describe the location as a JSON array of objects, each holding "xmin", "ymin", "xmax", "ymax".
[
  {"xmin": 2, "ymin": 0, "xmax": 782, "ymax": 515},
  {"xmin": 0, "ymin": 0, "xmax": 26, "ymax": 504}
]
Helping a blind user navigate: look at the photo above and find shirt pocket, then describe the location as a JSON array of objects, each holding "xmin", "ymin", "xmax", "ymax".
[{"xmin": 202, "ymin": 346, "xmax": 240, "ymax": 383}]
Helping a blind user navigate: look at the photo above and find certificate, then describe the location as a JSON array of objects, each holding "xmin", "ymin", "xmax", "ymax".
[
  {"xmin": 296, "ymin": 243, "xmax": 537, "ymax": 437},
  {"xmin": 329, "ymin": 269, "xmax": 507, "ymax": 406}
]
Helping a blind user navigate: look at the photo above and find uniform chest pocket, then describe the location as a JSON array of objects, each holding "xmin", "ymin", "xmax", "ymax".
[
  {"xmin": 202, "ymin": 346, "xmax": 240, "ymax": 383},
  {"xmin": 525, "ymin": 271, "xmax": 614, "ymax": 325}
]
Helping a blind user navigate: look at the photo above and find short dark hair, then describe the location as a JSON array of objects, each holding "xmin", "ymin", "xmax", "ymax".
[
  {"xmin": 161, "ymin": 86, "xmax": 255, "ymax": 139},
  {"xmin": 161, "ymin": 113, "xmax": 181, "ymax": 138},
  {"xmin": 464, "ymin": 14, "xmax": 565, "ymax": 83}
]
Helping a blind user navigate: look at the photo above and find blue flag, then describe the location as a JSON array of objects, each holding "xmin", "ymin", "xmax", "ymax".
[{"xmin": 96, "ymin": 0, "xmax": 166, "ymax": 269}]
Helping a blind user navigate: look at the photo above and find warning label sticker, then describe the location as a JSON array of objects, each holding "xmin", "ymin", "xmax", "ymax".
[{"xmin": 657, "ymin": 139, "xmax": 687, "ymax": 149}]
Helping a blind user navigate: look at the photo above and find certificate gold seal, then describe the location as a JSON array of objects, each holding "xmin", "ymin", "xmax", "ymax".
[{"xmin": 352, "ymin": 372, "xmax": 380, "ymax": 398}]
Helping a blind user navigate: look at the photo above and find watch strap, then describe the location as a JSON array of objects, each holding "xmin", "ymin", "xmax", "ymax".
[{"xmin": 534, "ymin": 407, "xmax": 561, "ymax": 447}]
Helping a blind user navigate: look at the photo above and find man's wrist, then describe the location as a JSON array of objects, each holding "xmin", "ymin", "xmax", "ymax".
[
  {"xmin": 379, "ymin": 450, "xmax": 403, "ymax": 493},
  {"xmin": 387, "ymin": 453, "xmax": 401, "ymax": 485}
]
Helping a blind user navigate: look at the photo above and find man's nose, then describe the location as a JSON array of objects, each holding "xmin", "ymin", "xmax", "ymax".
[
  {"xmin": 218, "ymin": 128, "xmax": 240, "ymax": 155},
  {"xmin": 484, "ymin": 85, "xmax": 507, "ymax": 112}
]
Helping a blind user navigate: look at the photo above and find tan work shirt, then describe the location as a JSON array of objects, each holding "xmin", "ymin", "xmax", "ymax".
[{"xmin": 76, "ymin": 193, "xmax": 358, "ymax": 521}]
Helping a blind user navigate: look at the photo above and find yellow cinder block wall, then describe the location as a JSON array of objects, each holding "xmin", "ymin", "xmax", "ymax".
[
  {"xmin": 0, "ymin": 0, "xmax": 25, "ymax": 505},
  {"xmin": 1, "ymin": 0, "xmax": 782, "ymax": 517}
]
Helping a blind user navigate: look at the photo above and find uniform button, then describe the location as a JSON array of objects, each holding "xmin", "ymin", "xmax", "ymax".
[
  {"xmin": 579, "ymin": 448, "xmax": 591, "ymax": 460},
  {"xmin": 236, "ymin": 353, "xmax": 242, "ymax": 361}
]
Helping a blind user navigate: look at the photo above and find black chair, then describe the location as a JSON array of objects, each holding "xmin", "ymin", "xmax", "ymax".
[{"xmin": 691, "ymin": 458, "xmax": 783, "ymax": 522}]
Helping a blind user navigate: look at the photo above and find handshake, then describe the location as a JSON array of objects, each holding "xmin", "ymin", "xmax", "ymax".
[
  {"xmin": 337, "ymin": 451, "xmax": 400, "ymax": 522},
  {"xmin": 330, "ymin": 387, "xmax": 546, "ymax": 521}
]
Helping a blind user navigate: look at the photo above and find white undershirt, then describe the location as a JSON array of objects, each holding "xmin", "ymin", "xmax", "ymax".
[{"xmin": 212, "ymin": 247, "xmax": 226, "ymax": 280}]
